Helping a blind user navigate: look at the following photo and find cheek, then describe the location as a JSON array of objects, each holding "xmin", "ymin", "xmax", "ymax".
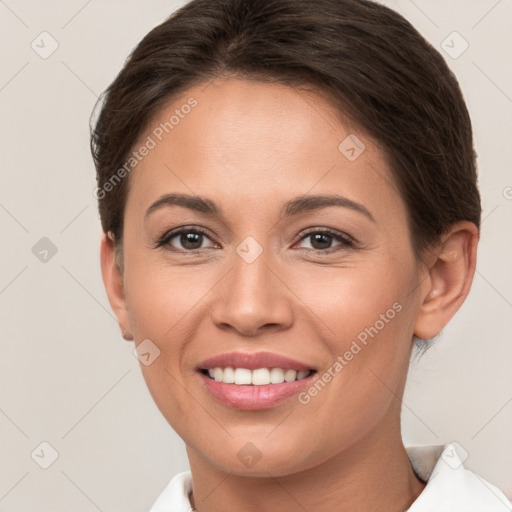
[
  {"xmin": 291, "ymin": 256, "xmax": 412, "ymax": 344},
  {"xmin": 287, "ymin": 259, "xmax": 416, "ymax": 419},
  {"xmin": 123, "ymin": 251, "xmax": 210, "ymax": 339},
  {"xmin": 122, "ymin": 262, "xmax": 206, "ymax": 433}
]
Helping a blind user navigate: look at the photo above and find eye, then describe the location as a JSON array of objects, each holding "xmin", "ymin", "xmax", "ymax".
[
  {"xmin": 155, "ymin": 226, "xmax": 218, "ymax": 252},
  {"xmin": 295, "ymin": 228, "xmax": 354, "ymax": 252},
  {"xmin": 155, "ymin": 226, "xmax": 355, "ymax": 253}
]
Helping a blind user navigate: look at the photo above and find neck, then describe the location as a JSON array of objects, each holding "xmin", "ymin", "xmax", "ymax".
[{"xmin": 187, "ymin": 422, "xmax": 426, "ymax": 512}]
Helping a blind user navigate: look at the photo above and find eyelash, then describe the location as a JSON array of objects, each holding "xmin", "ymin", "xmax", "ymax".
[{"xmin": 155, "ymin": 226, "xmax": 355, "ymax": 254}]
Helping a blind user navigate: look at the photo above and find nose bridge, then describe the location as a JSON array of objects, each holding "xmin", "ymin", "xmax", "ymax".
[
  {"xmin": 210, "ymin": 235, "xmax": 293, "ymax": 334},
  {"xmin": 233, "ymin": 236, "xmax": 273, "ymax": 295},
  {"xmin": 229, "ymin": 236, "xmax": 278, "ymax": 310}
]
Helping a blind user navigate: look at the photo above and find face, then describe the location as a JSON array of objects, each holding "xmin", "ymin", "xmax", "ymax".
[{"xmin": 114, "ymin": 79, "xmax": 427, "ymax": 476}]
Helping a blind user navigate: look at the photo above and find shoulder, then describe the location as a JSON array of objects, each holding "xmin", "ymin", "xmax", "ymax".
[{"xmin": 406, "ymin": 443, "xmax": 512, "ymax": 512}]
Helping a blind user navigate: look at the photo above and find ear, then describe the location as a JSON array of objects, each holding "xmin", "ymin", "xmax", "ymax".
[
  {"xmin": 100, "ymin": 232, "xmax": 133, "ymax": 341},
  {"xmin": 414, "ymin": 221, "xmax": 479, "ymax": 340}
]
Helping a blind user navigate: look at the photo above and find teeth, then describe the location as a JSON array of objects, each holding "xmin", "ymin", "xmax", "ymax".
[
  {"xmin": 270, "ymin": 368, "xmax": 285, "ymax": 384},
  {"xmin": 284, "ymin": 369, "xmax": 297, "ymax": 382},
  {"xmin": 223, "ymin": 367, "xmax": 235, "ymax": 383},
  {"xmin": 204, "ymin": 367, "xmax": 312, "ymax": 385},
  {"xmin": 234, "ymin": 368, "xmax": 252, "ymax": 385},
  {"xmin": 252, "ymin": 368, "xmax": 271, "ymax": 385},
  {"xmin": 213, "ymin": 368, "xmax": 223, "ymax": 382}
]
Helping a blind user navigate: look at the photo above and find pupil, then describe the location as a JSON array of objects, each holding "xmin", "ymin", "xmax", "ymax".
[
  {"xmin": 311, "ymin": 233, "xmax": 331, "ymax": 249},
  {"xmin": 182, "ymin": 232, "xmax": 202, "ymax": 250}
]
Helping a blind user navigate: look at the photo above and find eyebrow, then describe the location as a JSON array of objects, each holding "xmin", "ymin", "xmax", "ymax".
[{"xmin": 145, "ymin": 193, "xmax": 375, "ymax": 222}]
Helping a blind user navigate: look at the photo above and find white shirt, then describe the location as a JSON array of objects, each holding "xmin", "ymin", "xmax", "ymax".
[{"xmin": 149, "ymin": 443, "xmax": 512, "ymax": 511}]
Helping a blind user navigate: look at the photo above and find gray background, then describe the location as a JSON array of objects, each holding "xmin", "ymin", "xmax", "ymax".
[{"xmin": 0, "ymin": 0, "xmax": 511, "ymax": 510}]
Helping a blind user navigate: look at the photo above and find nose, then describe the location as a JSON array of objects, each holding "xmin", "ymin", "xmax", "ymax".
[{"xmin": 210, "ymin": 245, "xmax": 294, "ymax": 337}]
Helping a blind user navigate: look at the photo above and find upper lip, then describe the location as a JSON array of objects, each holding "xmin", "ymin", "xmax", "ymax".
[{"xmin": 197, "ymin": 351, "xmax": 316, "ymax": 371}]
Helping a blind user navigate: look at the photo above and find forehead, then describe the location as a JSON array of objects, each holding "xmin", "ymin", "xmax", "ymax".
[{"xmin": 127, "ymin": 78, "xmax": 404, "ymax": 222}]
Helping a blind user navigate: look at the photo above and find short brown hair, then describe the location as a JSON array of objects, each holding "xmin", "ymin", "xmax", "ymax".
[{"xmin": 90, "ymin": 0, "xmax": 480, "ymax": 257}]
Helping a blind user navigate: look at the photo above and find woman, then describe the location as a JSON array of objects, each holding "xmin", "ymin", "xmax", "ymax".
[{"xmin": 90, "ymin": 0, "xmax": 512, "ymax": 510}]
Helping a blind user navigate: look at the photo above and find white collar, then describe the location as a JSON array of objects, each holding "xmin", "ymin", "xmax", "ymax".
[
  {"xmin": 406, "ymin": 443, "xmax": 511, "ymax": 511},
  {"xmin": 149, "ymin": 443, "xmax": 512, "ymax": 511}
]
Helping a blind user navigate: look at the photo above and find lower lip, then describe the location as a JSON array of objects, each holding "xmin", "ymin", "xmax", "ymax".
[{"xmin": 198, "ymin": 371, "xmax": 315, "ymax": 410}]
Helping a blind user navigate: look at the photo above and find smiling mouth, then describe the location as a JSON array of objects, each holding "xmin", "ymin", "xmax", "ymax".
[{"xmin": 200, "ymin": 367, "xmax": 317, "ymax": 385}]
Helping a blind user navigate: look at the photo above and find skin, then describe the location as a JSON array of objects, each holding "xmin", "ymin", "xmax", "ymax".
[{"xmin": 101, "ymin": 79, "xmax": 478, "ymax": 512}]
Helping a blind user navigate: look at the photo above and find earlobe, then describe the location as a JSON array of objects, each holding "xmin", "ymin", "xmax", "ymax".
[
  {"xmin": 413, "ymin": 221, "xmax": 479, "ymax": 340},
  {"xmin": 100, "ymin": 232, "xmax": 133, "ymax": 341}
]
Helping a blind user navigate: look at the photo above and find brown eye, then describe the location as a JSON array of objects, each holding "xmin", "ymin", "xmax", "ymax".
[
  {"xmin": 296, "ymin": 229, "xmax": 354, "ymax": 252},
  {"xmin": 156, "ymin": 227, "xmax": 218, "ymax": 252},
  {"xmin": 175, "ymin": 232, "xmax": 205, "ymax": 250}
]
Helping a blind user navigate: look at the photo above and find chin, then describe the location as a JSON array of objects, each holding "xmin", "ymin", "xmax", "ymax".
[{"xmin": 186, "ymin": 431, "xmax": 332, "ymax": 478}]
